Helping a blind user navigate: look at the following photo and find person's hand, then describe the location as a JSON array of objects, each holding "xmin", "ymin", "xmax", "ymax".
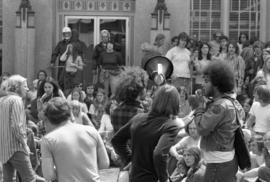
[
  {"xmin": 23, "ymin": 144, "xmax": 31, "ymax": 155},
  {"xmin": 175, "ymin": 154, "xmax": 183, "ymax": 161}
]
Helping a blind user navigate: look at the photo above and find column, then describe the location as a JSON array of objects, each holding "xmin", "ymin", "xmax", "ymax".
[
  {"xmin": 150, "ymin": 0, "xmax": 171, "ymax": 45},
  {"xmin": 15, "ymin": 0, "xmax": 35, "ymax": 82}
]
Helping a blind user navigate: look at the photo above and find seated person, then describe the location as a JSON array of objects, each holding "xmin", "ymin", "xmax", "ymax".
[
  {"xmin": 171, "ymin": 147, "xmax": 205, "ymax": 182},
  {"xmin": 239, "ymin": 131, "xmax": 270, "ymax": 182}
]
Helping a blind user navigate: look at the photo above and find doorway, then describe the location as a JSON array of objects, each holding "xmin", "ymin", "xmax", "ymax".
[{"xmin": 64, "ymin": 16, "xmax": 130, "ymax": 86}]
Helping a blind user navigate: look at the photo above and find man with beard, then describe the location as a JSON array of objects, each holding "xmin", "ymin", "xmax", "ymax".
[{"xmin": 193, "ymin": 61, "xmax": 243, "ymax": 182}]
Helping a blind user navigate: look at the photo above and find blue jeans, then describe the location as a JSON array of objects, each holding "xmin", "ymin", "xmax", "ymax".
[
  {"xmin": 204, "ymin": 156, "xmax": 238, "ymax": 182},
  {"xmin": 3, "ymin": 151, "xmax": 35, "ymax": 182}
]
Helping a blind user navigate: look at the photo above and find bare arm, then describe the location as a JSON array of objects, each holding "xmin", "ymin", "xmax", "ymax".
[{"xmin": 41, "ymin": 138, "xmax": 57, "ymax": 181}]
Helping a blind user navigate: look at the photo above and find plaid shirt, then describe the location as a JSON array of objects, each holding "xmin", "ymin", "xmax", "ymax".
[{"xmin": 111, "ymin": 100, "xmax": 144, "ymax": 133}]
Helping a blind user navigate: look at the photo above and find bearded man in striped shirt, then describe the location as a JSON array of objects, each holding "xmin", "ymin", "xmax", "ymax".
[{"xmin": 0, "ymin": 75, "xmax": 36, "ymax": 182}]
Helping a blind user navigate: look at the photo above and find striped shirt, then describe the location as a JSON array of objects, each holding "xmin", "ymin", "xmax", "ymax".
[{"xmin": 0, "ymin": 94, "xmax": 27, "ymax": 163}]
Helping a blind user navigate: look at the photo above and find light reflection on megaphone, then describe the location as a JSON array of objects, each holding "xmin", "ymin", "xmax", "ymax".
[{"xmin": 143, "ymin": 56, "xmax": 174, "ymax": 86}]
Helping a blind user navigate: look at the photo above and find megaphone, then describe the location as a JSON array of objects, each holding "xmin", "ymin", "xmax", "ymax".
[{"xmin": 143, "ymin": 56, "xmax": 174, "ymax": 85}]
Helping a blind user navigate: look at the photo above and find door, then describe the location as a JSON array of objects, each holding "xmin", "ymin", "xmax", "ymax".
[{"xmin": 64, "ymin": 16, "xmax": 129, "ymax": 86}]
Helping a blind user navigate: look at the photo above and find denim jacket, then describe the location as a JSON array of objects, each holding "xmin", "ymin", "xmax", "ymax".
[{"xmin": 194, "ymin": 95, "xmax": 242, "ymax": 152}]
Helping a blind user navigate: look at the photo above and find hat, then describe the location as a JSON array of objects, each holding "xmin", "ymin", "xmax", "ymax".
[{"xmin": 62, "ymin": 27, "xmax": 71, "ymax": 33}]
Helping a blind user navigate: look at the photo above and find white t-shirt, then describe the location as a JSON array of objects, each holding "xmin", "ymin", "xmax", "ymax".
[
  {"xmin": 41, "ymin": 122, "xmax": 109, "ymax": 182},
  {"xmin": 98, "ymin": 114, "xmax": 113, "ymax": 134},
  {"xmin": 166, "ymin": 47, "xmax": 191, "ymax": 78},
  {"xmin": 249, "ymin": 101, "xmax": 270, "ymax": 133}
]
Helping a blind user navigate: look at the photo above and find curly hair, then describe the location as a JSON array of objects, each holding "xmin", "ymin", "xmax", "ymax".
[
  {"xmin": 115, "ymin": 67, "xmax": 148, "ymax": 103},
  {"xmin": 203, "ymin": 61, "xmax": 235, "ymax": 93}
]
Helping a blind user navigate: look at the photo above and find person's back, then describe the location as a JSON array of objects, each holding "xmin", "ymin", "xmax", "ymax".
[
  {"xmin": 42, "ymin": 122, "xmax": 108, "ymax": 182},
  {"xmin": 130, "ymin": 113, "xmax": 179, "ymax": 182}
]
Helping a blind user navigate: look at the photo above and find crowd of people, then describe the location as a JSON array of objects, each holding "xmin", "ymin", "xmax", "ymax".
[{"xmin": 0, "ymin": 28, "xmax": 270, "ymax": 182}]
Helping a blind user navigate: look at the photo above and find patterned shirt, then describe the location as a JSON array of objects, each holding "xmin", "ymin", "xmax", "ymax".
[
  {"xmin": 0, "ymin": 94, "xmax": 27, "ymax": 163},
  {"xmin": 111, "ymin": 100, "xmax": 144, "ymax": 133},
  {"xmin": 224, "ymin": 55, "xmax": 246, "ymax": 90}
]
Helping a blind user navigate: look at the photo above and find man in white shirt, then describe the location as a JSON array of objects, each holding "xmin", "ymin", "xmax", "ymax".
[{"xmin": 41, "ymin": 97, "xmax": 109, "ymax": 182}]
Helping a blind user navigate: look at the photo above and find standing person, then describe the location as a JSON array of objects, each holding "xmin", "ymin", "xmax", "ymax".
[
  {"xmin": 41, "ymin": 97, "xmax": 109, "ymax": 182},
  {"xmin": 112, "ymin": 84, "xmax": 180, "ymax": 182},
  {"xmin": 246, "ymin": 85, "xmax": 270, "ymax": 139},
  {"xmin": 110, "ymin": 67, "xmax": 148, "ymax": 133},
  {"xmin": 238, "ymin": 32, "xmax": 249, "ymax": 54},
  {"xmin": 193, "ymin": 42, "xmax": 211, "ymax": 91},
  {"xmin": 193, "ymin": 61, "xmax": 243, "ymax": 182},
  {"xmin": 92, "ymin": 29, "xmax": 110, "ymax": 85},
  {"xmin": 166, "ymin": 32, "xmax": 192, "ymax": 93},
  {"xmin": 51, "ymin": 27, "xmax": 72, "ymax": 90},
  {"xmin": 98, "ymin": 41, "xmax": 123, "ymax": 97},
  {"xmin": 60, "ymin": 43, "xmax": 84, "ymax": 95},
  {"xmin": 224, "ymin": 41, "xmax": 246, "ymax": 95},
  {"xmin": 0, "ymin": 75, "xmax": 36, "ymax": 182}
]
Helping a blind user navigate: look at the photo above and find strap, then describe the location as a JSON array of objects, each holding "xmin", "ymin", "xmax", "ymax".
[{"xmin": 222, "ymin": 95, "xmax": 241, "ymax": 126}]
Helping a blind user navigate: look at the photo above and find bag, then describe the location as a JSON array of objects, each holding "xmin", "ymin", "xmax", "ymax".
[{"xmin": 224, "ymin": 96, "xmax": 251, "ymax": 170}]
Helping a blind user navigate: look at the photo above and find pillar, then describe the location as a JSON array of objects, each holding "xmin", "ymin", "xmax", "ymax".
[{"xmin": 15, "ymin": 0, "xmax": 35, "ymax": 82}]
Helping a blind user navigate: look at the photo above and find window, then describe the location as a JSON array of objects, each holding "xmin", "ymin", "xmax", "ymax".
[
  {"xmin": 229, "ymin": 0, "xmax": 260, "ymax": 41},
  {"xmin": 190, "ymin": 0, "xmax": 221, "ymax": 41}
]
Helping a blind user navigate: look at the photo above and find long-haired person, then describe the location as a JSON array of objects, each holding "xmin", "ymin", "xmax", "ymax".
[
  {"xmin": 171, "ymin": 147, "xmax": 205, "ymax": 182},
  {"xmin": 193, "ymin": 42, "xmax": 211, "ymax": 91},
  {"xmin": 224, "ymin": 41, "xmax": 245, "ymax": 95},
  {"xmin": 112, "ymin": 84, "xmax": 180, "ymax": 182},
  {"xmin": 60, "ymin": 43, "xmax": 84, "ymax": 95}
]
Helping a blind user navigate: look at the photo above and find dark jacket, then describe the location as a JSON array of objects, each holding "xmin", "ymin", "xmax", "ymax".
[
  {"xmin": 194, "ymin": 95, "xmax": 241, "ymax": 152},
  {"xmin": 51, "ymin": 39, "xmax": 71, "ymax": 65},
  {"xmin": 111, "ymin": 112, "xmax": 180, "ymax": 182}
]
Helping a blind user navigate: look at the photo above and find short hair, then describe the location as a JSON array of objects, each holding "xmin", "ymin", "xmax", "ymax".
[
  {"xmin": 254, "ymin": 85, "xmax": 270, "ymax": 104},
  {"xmin": 115, "ymin": 67, "xmax": 148, "ymax": 102},
  {"xmin": 150, "ymin": 84, "xmax": 180, "ymax": 117},
  {"xmin": 184, "ymin": 147, "xmax": 202, "ymax": 166},
  {"xmin": 154, "ymin": 33, "xmax": 165, "ymax": 43},
  {"xmin": 220, "ymin": 35, "xmax": 228, "ymax": 41},
  {"xmin": 4, "ymin": 75, "xmax": 27, "ymax": 93},
  {"xmin": 203, "ymin": 61, "xmax": 235, "ymax": 93},
  {"xmin": 227, "ymin": 41, "xmax": 239, "ymax": 55},
  {"xmin": 37, "ymin": 70, "xmax": 47, "ymax": 80},
  {"xmin": 171, "ymin": 36, "xmax": 179, "ymax": 43},
  {"xmin": 178, "ymin": 32, "xmax": 189, "ymax": 43},
  {"xmin": 44, "ymin": 97, "xmax": 71, "ymax": 125}
]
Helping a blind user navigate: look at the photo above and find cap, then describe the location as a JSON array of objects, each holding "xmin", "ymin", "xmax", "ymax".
[{"xmin": 62, "ymin": 27, "xmax": 71, "ymax": 33}]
